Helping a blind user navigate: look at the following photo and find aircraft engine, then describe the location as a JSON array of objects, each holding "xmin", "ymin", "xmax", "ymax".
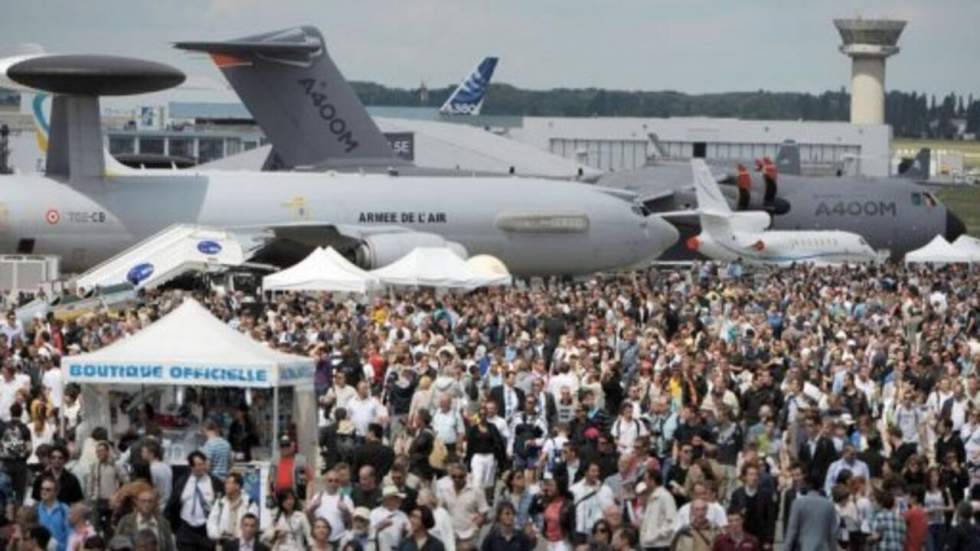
[{"xmin": 354, "ymin": 232, "xmax": 468, "ymax": 269}]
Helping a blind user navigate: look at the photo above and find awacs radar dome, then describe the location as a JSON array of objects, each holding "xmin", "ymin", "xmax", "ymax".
[{"xmin": 5, "ymin": 54, "xmax": 184, "ymax": 95}]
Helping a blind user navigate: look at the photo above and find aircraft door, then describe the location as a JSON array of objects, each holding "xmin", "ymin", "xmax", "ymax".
[{"xmin": 692, "ymin": 142, "xmax": 707, "ymax": 159}]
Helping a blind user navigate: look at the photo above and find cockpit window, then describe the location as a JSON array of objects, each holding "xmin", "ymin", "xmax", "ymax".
[
  {"xmin": 922, "ymin": 192, "xmax": 938, "ymax": 207},
  {"xmin": 911, "ymin": 192, "xmax": 922, "ymax": 206}
]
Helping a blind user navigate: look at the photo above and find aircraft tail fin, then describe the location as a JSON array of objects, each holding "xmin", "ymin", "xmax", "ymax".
[
  {"xmin": 175, "ymin": 26, "xmax": 398, "ymax": 169},
  {"xmin": 691, "ymin": 159, "xmax": 732, "ymax": 215},
  {"xmin": 898, "ymin": 148, "xmax": 930, "ymax": 179},
  {"xmin": 775, "ymin": 139, "xmax": 801, "ymax": 176},
  {"xmin": 439, "ymin": 56, "xmax": 498, "ymax": 115}
]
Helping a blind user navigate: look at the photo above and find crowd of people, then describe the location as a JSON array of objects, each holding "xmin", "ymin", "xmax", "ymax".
[{"xmin": 0, "ymin": 261, "xmax": 978, "ymax": 551}]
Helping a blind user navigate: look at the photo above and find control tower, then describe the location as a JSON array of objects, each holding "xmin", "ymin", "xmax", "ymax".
[{"xmin": 834, "ymin": 18, "xmax": 906, "ymax": 125}]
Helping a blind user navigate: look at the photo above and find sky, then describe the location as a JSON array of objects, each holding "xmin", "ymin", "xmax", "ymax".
[{"xmin": 4, "ymin": 0, "xmax": 978, "ymax": 100}]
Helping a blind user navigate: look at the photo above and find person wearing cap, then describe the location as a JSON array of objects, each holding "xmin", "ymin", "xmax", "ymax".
[
  {"xmin": 370, "ymin": 485, "xmax": 409, "ymax": 551},
  {"xmin": 339, "ymin": 506, "xmax": 373, "ymax": 550},
  {"xmin": 269, "ymin": 435, "xmax": 307, "ymax": 498}
]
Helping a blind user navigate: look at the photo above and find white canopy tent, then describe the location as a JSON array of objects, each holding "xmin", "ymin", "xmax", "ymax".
[
  {"xmin": 262, "ymin": 246, "xmax": 382, "ymax": 293},
  {"xmin": 467, "ymin": 254, "xmax": 512, "ymax": 278},
  {"xmin": 371, "ymin": 247, "xmax": 511, "ymax": 289},
  {"xmin": 952, "ymin": 235, "xmax": 980, "ymax": 261},
  {"xmin": 64, "ymin": 299, "xmax": 316, "ymax": 462},
  {"xmin": 904, "ymin": 235, "xmax": 974, "ymax": 264}
]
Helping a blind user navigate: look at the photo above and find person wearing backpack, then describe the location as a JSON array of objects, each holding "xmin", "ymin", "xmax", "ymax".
[
  {"xmin": 610, "ymin": 402, "xmax": 648, "ymax": 455},
  {"xmin": 510, "ymin": 396, "xmax": 548, "ymax": 472}
]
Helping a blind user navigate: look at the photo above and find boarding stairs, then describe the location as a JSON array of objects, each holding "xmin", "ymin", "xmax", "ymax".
[{"xmin": 72, "ymin": 224, "xmax": 262, "ymax": 291}]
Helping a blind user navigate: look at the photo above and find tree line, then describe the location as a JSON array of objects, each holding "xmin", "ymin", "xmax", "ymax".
[{"xmin": 351, "ymin": 81, "xmax": 980, "ymax": 140}]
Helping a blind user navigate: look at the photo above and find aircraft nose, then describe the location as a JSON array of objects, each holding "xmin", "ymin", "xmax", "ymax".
[{"xmin": 946, "ymin": 210, "xmax": 966, "ymax": 241}]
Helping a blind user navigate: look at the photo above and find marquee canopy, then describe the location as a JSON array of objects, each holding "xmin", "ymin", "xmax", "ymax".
[
  {"xmin": 65, "ymin": 299, "xmax": 314, "ymax": 388},
  {"xmin": 370, "ymin": 247, "xmax": 511, "ymax": 289},
  {"xmin": 262, "ymin": 246, "xmax": 381, "ymax": 293},
  {"xmin": 904, "ymin": 235, "xmax": 974, "ymax": 264}
]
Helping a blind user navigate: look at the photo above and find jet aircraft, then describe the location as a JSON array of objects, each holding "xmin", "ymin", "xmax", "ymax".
[
  {"xmin": 601, "ymin": 143, "xmax": 966, "ymax": 260},
  {"xmin": 0, "ymin": 52, "xmax": 677, "ymax": 277},
  {"xmin": 673, "ymin": 160, "xmax": 879, "ymax": 265},
  {"xmin": 439, "ymin": 56, "xmax": 498, "ymax": 115}
]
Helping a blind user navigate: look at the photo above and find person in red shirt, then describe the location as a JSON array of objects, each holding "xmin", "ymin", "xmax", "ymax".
[
  {"xmin": 903, "ymin": 486, "xmax": 928, "ymax": 551},
  {"xmin": 712, "ymin": 508, "xmax": 760, "ymax": 551},
  {"xmin": 736, "ymin": 164, "xmax": 752, "ymax": 211},
  {"xmin": 761, "ymin": 157, "xmax": 778, "ymax": 206}
]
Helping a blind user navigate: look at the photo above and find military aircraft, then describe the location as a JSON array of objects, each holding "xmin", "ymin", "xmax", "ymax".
[
  {"xmin": 174, "ymin": 28, "xmax": 564, "ymax": 178},
  {"xmin": 670, "ymin": 160, "xmax": 879, "ymax": 265},
  {"xmin": 601, "ymin": 143, "xmax": 966, "ymax": 260},
  {"xmin": 0, "ymin": 53, "xmax": 677, "ymax": 277}
]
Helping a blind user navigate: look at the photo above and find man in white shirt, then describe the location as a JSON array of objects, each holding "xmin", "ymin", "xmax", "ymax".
[
  {"xmin": 610, "ymin": 401, "xmax": 648, "ymax": 455},
  {"xmin": 0, "ymin": 311, "xmax": 24, "ymax": 344},
  {"xmin": 41, "ymin": 360, "xmax": 65, "ymax": 415},
  {"xmin": 206, "ymin": 472, "xmax": 258, "ymax": 544},
  {"xmin": 431, "ymin": 395, "xmax": 465, "ymax": 458},
  {"xmin": 369, "ymin": 486, "xmax": 409, "ymax": 551},
  {"xmin": 0, "ymin": 362, "xmax": 28, "ymax": 422},
  {"xmin": 309, "ymin": 467, "xmax": 355, "ymax": 545},
  {"xmin": 347, "ymin": 380, "xmax": 386, "ymax": 437},
  {"xmin": 437, "ymin": 463, "xmax": 488, "ymax": 551},
  {"xmin": 319, "ymin": 372, "xmax": 357, "ymax": 427},
  {"xmin": 673, "ymin": 482, "xmax": 727, "ymax": 533},
  {"xmin": 570, "ymin": 462, "xmax": 615, "ymax": 542},
  {"xmin": 166, "ymin": 450, "xmax": 221, "ymax": 551}
]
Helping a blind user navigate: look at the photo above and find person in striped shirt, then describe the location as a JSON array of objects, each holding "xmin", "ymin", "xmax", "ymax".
[{"xmin": 202, "ymin": 420, "xmax": 233, "ymax": 481}]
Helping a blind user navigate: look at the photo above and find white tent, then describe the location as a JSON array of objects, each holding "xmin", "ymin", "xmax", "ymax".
[
  {"xmin": 952, "ymin": 235, "xmax": 980, "ymax": 261},
  {"xmin": 371, "ymin": 247, "xmax": 511, "ymax": 289},
  {"xmin": 904, "ymin": 235, "xmax": 973, "ymax": 264},
  {"xmin": 263, "ymin": 247, "xmax": 381, "ymax": 293},
  {"xmin": 64, "ymin": 299, "xmax": 316, "ymax": 460},
  {"xmin": 467, "ymin": 254, "xmax": 511, "ymax": 278}
]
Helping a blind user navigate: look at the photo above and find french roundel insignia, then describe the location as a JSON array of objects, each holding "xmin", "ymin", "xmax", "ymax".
[{"xmin": 45, "ymin": 209, "xmax": 60, "ymax": 225}]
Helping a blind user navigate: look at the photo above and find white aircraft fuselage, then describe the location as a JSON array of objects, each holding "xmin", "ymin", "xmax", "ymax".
[
  {"xmin": 6, "ymin": 170, "xmax": 678, "ymax": 276},
  {"xmin": 690, "ymin": 228, "xmax": 878, "ymax": 266}
]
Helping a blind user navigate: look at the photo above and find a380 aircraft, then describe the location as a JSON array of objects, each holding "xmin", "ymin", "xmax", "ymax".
[
  {"xmin": 0, "ymin": 50, "xmax": 678, "ymax": 276},
  {"xmin": 439, "ymin": 56, "xmax": 498, "ymax": 115}
]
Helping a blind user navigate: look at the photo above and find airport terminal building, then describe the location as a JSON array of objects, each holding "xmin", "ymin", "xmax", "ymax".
[{"xmin": 2, "ymin": 100, "xmax": 892, "ymax": 177}]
